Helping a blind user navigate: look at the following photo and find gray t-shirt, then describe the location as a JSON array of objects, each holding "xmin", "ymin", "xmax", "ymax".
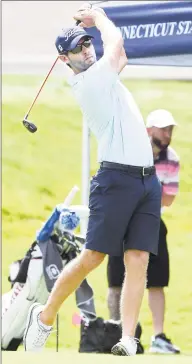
[{"xmin": 68, "ymin": 57, "xmax": 153, "ymax": 167}]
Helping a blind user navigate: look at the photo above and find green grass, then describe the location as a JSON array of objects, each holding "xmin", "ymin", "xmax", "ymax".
[
  {"xmin": 2, "ymin": 351, "xmax": 192, "ymax": 364},
  {"xmin": 2, "ymin": 74, "xmax": 192, "ymax": 354}
]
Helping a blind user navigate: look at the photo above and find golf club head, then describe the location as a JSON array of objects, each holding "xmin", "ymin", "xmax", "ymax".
[{"xmin": 22, "ymin": 118, "xmax": 37, "ymax": 133}]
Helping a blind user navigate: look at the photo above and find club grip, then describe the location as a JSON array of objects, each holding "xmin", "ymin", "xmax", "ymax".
[{"xmin": 76, "ymin": 2, "xmax": 93, "ymax": 26}]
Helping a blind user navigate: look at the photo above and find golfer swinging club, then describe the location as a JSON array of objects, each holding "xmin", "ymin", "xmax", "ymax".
[{"xmin": 24, "ymin": 4, "xmax": 161, "ymax": 356}]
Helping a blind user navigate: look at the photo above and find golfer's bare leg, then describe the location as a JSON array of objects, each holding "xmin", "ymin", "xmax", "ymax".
[
  {"xmin": 148, "ymin": 287, "xmax": 165, "ymax": 335},
  {"xmin": 120, "ymin": 249, "xmax": 149, "ymax": 337},
  {"xmin": 40, "ymin": 249, "xmax": 105, "ymax": 326}
]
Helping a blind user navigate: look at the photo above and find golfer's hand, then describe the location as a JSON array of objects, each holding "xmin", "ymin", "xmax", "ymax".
[{"xmin": 74, "ymin": 4, "xmax": 106, "ymax": 28}]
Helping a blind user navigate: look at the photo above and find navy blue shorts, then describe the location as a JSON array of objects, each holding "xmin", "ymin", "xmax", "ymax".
[
  {"xmin": 107, "ymin": 219, "xmax": 169, "ymax": 288},
  {"xmin": 85, "ymin": 162, "xmax": 161, "ymax": 256}
]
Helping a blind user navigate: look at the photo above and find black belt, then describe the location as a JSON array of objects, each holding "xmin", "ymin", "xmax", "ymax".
[{"xmin": 100, "ymin": 161, "xmax": 155, "ymax": 176}]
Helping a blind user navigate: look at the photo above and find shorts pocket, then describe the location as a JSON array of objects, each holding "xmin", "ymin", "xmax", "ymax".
[
  {"xmin": 89, "ymin": 179, "xmax": 102, "ymax": 210},
  {"xmin": 94, "ymin": 169, "xmax": 115, "ymax": 194}
]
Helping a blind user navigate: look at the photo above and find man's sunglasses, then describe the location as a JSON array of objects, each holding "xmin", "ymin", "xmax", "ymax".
[{"xmin": 70, "ymin": 40, "xmax": 92, "ymax": 54}]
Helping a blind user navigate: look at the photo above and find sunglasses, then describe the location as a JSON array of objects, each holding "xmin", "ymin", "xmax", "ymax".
[{"xmin": 70, "ymin": 40, "xmax": 92, "ymax": 54}]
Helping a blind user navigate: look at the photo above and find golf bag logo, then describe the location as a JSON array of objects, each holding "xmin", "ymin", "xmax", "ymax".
[{"xmin": 45, "ymin": 264, "xmax": 60, "ymax": 280}]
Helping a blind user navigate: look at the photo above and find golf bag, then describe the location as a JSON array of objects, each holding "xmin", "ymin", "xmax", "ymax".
[
  {"xmin": 2, "ymin": 242, "xmax": 51, "ymax": 350},
  {"xmin": 2, "ymin": 200, "xmax": 96, "ymax": 351}
]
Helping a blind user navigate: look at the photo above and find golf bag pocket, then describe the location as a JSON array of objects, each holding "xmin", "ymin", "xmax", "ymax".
[
  {"xmin": 79, "ymin": 317, "xmax": 122, "ymax": 353},
  {"xmin": 79, "ymin": 318, "xmax": 144, "ymax": 354},
  {"xmin": 1, "ymin": 243, "xmax": 49, "ymax": 350}
]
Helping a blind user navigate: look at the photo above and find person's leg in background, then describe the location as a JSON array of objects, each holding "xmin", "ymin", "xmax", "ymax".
[
  {"xmin": 147, "ymin": 219, "xmax": 180, "ymax": 354},
  {"xmin": 107, "ymin": 256, "xmax": 125, "ymax": 321}
]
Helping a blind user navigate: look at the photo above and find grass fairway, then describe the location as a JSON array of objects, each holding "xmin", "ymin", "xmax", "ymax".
[
  {"xmin": 2, "ymin": 350, "xmax": 192, "ymax": 364},
  {"xmin": 2, "ymin": 74, "xmax": 192, "ymax": 354}
]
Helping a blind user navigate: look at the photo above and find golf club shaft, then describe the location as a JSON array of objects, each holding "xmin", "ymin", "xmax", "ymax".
[{"xmin": 24, "ymin": 56, "xmax": 59, "ymax": 119}]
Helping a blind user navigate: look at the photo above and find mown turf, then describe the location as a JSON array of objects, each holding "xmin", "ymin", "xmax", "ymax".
[
  {"xmin": 2, "ymin": 74, "xmax": 192, "ymax": 354},
  {"xmin": 2, "ymin": 351, "xmax": 192, "ymax": 364}
]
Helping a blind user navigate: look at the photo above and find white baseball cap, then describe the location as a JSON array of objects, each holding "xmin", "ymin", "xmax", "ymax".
[{"xmin": 146, "ymin": 109, "xmax": 177, "ymax": 128}]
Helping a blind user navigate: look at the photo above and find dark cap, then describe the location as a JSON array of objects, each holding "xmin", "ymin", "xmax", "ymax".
[{"xmin": 55, "ymin": 26, "xmax": 94, "ymax": 54}]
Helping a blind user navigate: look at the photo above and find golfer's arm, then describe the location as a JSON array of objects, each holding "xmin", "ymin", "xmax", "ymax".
[
  {"xmin": 161, "ymin": 193, "xmax": 176, "ymax": 207},
  {"xmin": 118, "ymin": 47, "xmax": 128, "ymax": 74},
  {"xmin": 94, "ymin": 11, "xmax": 123, "ymax": 71}
]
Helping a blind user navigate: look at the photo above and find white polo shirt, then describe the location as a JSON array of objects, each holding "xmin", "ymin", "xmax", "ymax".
[{"xmin": 68, "ymin": 57, "xmax": 153, "ymax": 167}]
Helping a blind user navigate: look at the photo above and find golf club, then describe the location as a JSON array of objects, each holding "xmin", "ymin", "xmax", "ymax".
[
  {"xmin": 22, "ymin": 1, "xmax": 108, "ymax": 133},
  {"xmin": 22, "ymin": 56, "xmax": 59, "ymax": 133}
]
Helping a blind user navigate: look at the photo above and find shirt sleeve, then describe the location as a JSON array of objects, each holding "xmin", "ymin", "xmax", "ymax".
[{"xmin": 162, "ymin": 160, "xmax": 180, "ymax": 195}]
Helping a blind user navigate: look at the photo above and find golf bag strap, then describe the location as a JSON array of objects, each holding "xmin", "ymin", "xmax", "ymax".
[{"xmin": 11, "ymin": 241, "xmax": 37, "ymax": 284}]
